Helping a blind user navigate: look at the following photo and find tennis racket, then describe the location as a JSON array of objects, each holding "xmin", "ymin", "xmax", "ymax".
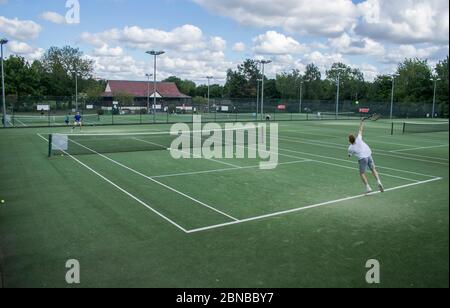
[{"xmin": 362, "ymin": 114, "xmax": 382, "ymax": 122}]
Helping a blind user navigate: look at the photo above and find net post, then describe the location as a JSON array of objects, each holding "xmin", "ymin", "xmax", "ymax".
[
  {"xmin": 402, "ymin": 122, "xmax": 406, "ymax": 134},
  {"xmin": 48, "ymin": 134, "xmax": 53, "ymax": 157},
  {"xmin": 391, "ymin": 122, "xmax": 394, "ymax": 135}
]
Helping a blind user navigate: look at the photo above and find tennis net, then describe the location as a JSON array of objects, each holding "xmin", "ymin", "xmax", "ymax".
[
  {"xmin": 403, "ymin": 121, "xmax": 449, "ymax": 134},
  {"xmin": 48, "ymin": 127, "xmax": 260, "ymax": 156}
]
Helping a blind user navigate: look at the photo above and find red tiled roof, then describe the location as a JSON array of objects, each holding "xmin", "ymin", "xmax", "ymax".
[{"xmin": 103, "ymin": 80, "xmax": 191, "ymax": 98}]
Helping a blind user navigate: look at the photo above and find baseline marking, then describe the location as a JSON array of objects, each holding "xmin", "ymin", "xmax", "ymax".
[
  {"xmin": 68, "ymin": 138, "xmax": 239, "ymax": 221},
  {"xmin": 186, "ymin": 178, "xmax": 442, "ymax": 234},
  {"xmin": 37, "ymin": 134, "xmax": 189, "ymax": 233}
]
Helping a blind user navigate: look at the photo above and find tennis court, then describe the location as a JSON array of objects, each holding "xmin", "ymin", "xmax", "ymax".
[{"xmin": 0, "ymin": 118, "xmax": 448, "ymax": 287}]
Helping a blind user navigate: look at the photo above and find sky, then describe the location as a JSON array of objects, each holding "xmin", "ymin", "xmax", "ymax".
[{"xmin": 0, "ymin": 0, "xmax": 449, "ymax": 84}]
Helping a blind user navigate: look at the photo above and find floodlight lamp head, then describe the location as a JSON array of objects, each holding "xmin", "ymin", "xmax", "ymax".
[
  {"xmin": 0, "ymin": 39, "xmax": 8, "ymax": 45},
  {"xmin": 147, "ymin": 50, "xmax": 165, "ymax": 56}
]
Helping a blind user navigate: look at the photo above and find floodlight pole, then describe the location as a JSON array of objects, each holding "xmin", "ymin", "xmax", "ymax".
[
  {"xmin": 299, "ymin": 80, "xmax": 303, "ymax": 114},
  {"xmin": 390, "ymin": 75, "xmax": 397, "ymax": 120},
  {"xmin": 259, "ymin": 60, "xmax": 272, "ymax": 120},
  {"xmin": 146, "ymin": 50, "xmax": 165, "ymax": 123},
  {"xmin": 335, "ymin": 71, "xmax": 342, "ymax": 120},
  {"xmin": 1, "ymin": 39, "xmax": 8, "ymax": 128},
  {"xmin": 75, "ymin": 71, "xmax": 78, "ymax": 111},
  {"xmin": 146, "ymin": 74, "xmax": 153, "ymax": 114},
  {"xmin": 206, "ymin": 76, "xmax": 213, "ymax": 113},
  {"xmin": 255, "ymin": 60, "xmax": 261, "ymax": 119},
  {"xmin": 431, "ymin": 78, "xmax": 441, "ymax": 118},
  {"xmin": 256, "ymin": 79, "xmax": 261, "ymax": 119}
]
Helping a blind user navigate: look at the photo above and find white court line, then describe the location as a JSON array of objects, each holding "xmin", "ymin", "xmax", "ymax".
[
  {"xmin": 14, "ymin": 118, "xmax": 28, "ymax": 127},
  {"xmin": 68, "ymin": 138, "xmax": 239, "ymax": 221},
  {"xmin": 278, "ymin": 133, "xmax": 449, "ymax": 162},
  {"xmin": 238, "ymin": 132, "xmax": 436, "ymax": 181},
  {"xmin": 276, "ymin": 134, "xmax": 449, "ymax": 165},
  {"xmin": 151, "ymin": 159, "xmax": 313, "ymax": 179},
  {"xmin": 37, "ymin": 134, "xmax": 189, "ymax": 234},
  {"xmin": 283, "ymin": 129, "xmax": 448, "ymax": 150},
  {"xmin": 390, "ymin": 144, "xmax": 449, "ymax": 153},
  {"xmin": 41, "ymin": 133, "xmax": 442, "ymax": 235},
  {"xmin": 279, "ymin": 123, "xmax": 449, "ymax": 146},
  {"xmin": 276, "ymin": 146, "xmax": 439, "ymax": 180},
  {"xmin": 226, "ymin": 138, "xmax": 422, "ymax": 183},
  {"xmin": 186, "ymin": 177, "xmax": 442, "ymax": 234},
  {"xmin": 134, "ymin": 137, "xmax": 242, "ymax": 169}
]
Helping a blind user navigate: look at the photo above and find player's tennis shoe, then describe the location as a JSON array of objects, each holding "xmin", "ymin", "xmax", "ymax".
[
  {"xmin": 365, "ymin": 186, "xmax": 373, "ymax": 195},
  {"xmin": 378, "ymin": 183, "xmax": 385, "ymax": 193}
]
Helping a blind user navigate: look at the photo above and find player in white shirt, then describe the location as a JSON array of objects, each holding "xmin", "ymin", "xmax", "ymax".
[{"xmin": 348, "ymin": 120, "xmax": 384, "ymax": 195}]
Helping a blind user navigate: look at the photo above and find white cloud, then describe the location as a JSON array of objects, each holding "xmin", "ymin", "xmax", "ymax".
[
  {"xmin": 302, "ymin": 51, "xmax": 346, "ymax": 75},
  {"xmin": 0, "ymin": 16, "xmax": 42, "ymax": 40},
  {"xmin": 382, "ymin": 44, "xmax": 447, "ymax": 64},
  {"xmin": 81, "ymin": 24, "xmax": 209, "ymax": 52},
  {"xmin": 209, "ymin": 36, "xmax": 227, "ymax": 51},
  {"xmin": 356, "ymin": 0, "xmax": 449, "ymax": 44},
  {"xmin": 194, "ymin": 0, "xmax": 358, "ymax": 37},
  {"xmin": 81, "ymin": 24, "xmax": 232, "ymax": 83},
  {"xmin": 353, "ymin": 63, "xmax": 379, "ymax": 81},
  {"xmin": 93, "ymin": 44, "xmax": 124, "ymax": 57},
  {"xmin": 86, "ymin": 54, "xmax": 146, "ymax": 80},
  {"xmin": 253, "ymin": 31, "xmax": 307, "ymax": 55},
  {"xmin": 40, "ymin": 11, "xmax": 67, "ymax": 24},
  {"xmin": 6, "ymin": 40, "xmax": 44, "ymax": 61},
  {"xmin": 232, "ymin": 42, "xmax": 246, "ymax": 52},
  {"xmin": 328, "ymin": 33, "xmax": 385, "ymax": 56}
]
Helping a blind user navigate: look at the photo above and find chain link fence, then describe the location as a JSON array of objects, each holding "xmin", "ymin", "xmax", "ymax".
[{"xmin": 1, "ymin": 95, "xmax": 448, "ymax": 128}]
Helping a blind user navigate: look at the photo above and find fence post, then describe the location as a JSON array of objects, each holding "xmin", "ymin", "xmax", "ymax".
[{"xmin": 48, "ymin": 134, "xmax": 52, "ymax": 157}]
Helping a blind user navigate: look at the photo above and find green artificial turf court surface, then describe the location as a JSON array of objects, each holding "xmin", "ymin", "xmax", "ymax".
[{"xmin": 0, "ymin": 119, "xmax": 448, "ymax": 287}]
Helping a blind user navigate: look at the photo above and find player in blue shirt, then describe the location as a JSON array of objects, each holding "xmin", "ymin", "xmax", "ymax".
[{"xmin": 72, "ymin": 112, "xmax": 82, "ymax": 131}]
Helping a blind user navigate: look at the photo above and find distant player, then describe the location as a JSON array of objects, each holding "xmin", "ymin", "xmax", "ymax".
[
  {"xmin": 72, "ymin": 112, "xmax": 82, "ymax": 131},
  {"xmin": 64, "ymin": 114, "xmax": 70, "ymax": 126},
  {"xmin": 348, "ymin": 119, "xmax": 384, "ymax": 195}
]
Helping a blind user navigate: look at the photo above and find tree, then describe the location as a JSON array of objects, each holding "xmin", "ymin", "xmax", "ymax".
[
  {"xmin": 326, "ymin": 63, "xmax": 365, "ymax": 101},
  {"xmin": 41, "ymin": 46, "xmax": 94, "ymax": 96},
  {"xmin": 114, "ymin": 91, "xmax": 134, "ymax": 105},
  {"xmin": 434, "ymin": 56, "xmax": 449, "ymax": 109},
  {"xmin": 303, "ymin": 63, "xmax": 322, "ymax": 100},
  {"xmin": 368, "ymin": 75, "xmax": 393, "ymax": 102},
  {"xmin": 395, "ymin": 58, "xmax": 433, "ymax": 103},
  {"xmin": 163, "ymin": 76, "xmax": 196, "ymax": 97},
  {"xmin": 224, "ymin": 69, "xmax": 247, "ymax": 98},
  {"xmin": 276, "ymin": 69, "xmax": 301, "ymax": 99},
  {"xmin": 3, "ymin": 56, "xmax": 41, "ymax": 97},
  {"xmin": 224, "ymin": 59, "xmax": 261, "ymax": 98}
]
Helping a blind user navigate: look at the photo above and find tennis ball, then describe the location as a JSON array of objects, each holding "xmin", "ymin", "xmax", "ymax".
[{"xmin": 1, "ymin": 200, "xmax": 5, "ymax": 204}]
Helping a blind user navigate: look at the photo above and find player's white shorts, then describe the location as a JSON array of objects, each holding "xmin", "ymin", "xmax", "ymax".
[{"xmin": 359, "ymin": 156, "xmax": 375, "ymax": 173}]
